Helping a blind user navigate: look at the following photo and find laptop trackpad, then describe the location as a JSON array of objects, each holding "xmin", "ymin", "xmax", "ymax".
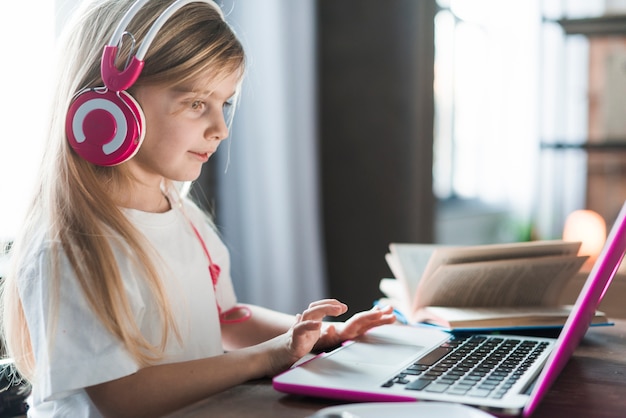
[{"xmin": 327, "ymin": 341, "xmax": 423, "ymax": 367}]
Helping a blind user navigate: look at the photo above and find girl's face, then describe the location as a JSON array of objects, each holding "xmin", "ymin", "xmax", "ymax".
[{"xmin": 127, "ymin": 69, "xmax": 239, "ymax": 185}]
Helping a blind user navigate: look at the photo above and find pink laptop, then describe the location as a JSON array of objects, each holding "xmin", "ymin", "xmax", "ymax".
[{"xmin": 273, "ymin": 200, "xmax": 626, "ymax": 416}]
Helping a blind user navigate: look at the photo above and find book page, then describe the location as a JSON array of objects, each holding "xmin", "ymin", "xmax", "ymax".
[
  {"xmin": 412, "ymin": 254, "xmax": 588, "ymax": 311},
  {"xmin": 387, "ymin": 243, "xmax": 444, "ymax": 298},
  {"xmin": 414, "ymin": 305, "xmax": 608, "ymax": 330},
  {"xmin": 384, "ymin": 253, "xmax": 411, "ymax": 302},
  {"xmin": 419, "ymin": 240, "xmax": 581, "ymax": 288},
  {"xmin": 378, "ymin": 278, "xmax": 411, "ymax": 312},
  {"xmin": 420, "ymin": 306, "xmax": 575, "ymax": 323}
]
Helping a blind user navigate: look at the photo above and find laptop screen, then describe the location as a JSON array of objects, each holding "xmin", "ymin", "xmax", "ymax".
[{"xmin": 523, "ymin": 201, "xmax": 626, "ymax": 416}]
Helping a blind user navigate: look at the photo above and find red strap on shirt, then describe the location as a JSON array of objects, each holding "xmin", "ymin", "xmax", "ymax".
[
  {"xmin": 188, "ymin": 221, "xmax": 221, "ymax": 286},
  {"xmin": 187, "ymin": 220, "xmax": 251, "ymax": 324}
]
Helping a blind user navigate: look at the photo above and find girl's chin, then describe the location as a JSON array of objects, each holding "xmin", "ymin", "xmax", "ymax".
[{"xmin": 178, "ymin": 168, "xmax": 204, "ymax": 183}]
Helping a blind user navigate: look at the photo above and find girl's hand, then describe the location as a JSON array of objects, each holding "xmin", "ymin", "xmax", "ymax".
[
  {"xmin": 265, "ymin": 300, "xmax": 395, "ymax": 376},
  {"xmin": 314, "ymin": 304, "xmax": 396, "ymax": 351},
  {"xmin": 264, "ymin": 299, "xmax": 348, "ymax": 375}
]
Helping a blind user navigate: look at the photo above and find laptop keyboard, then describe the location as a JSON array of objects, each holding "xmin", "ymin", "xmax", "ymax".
[{"xmin": 381, "ymin": 335, "xmax": 550, "ymax": 399}]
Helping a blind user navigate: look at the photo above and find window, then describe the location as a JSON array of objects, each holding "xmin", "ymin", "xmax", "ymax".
[
  {"xmin": 0, "ymin": 1, "xmax": 77, "ymax": 244},
  {"xmin": 433, "ymin": 0, "xmax": 610, "ymax": 240},
  {"xmin": 0, "ymin": 2, "xmax": 55, "ymax": 243}
]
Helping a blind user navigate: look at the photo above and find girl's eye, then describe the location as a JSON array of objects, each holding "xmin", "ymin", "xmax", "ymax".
[{"xmin": 191, "ymin": 100, "xmax": 205, "ymax": 110}]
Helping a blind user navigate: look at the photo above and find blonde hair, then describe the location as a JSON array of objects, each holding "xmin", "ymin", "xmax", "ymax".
[{"xmin": 1, "ymin": 0, "xmax": 244, "ymax": 382}]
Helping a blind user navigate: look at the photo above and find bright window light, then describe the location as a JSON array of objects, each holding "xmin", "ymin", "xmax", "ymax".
[{"xmin": 0, "ymin": 2, "xmax": 55, "ymax": 242}]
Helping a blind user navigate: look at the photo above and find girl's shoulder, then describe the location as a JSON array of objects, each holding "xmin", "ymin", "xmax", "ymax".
[
  {"xmin": 181, "ymin": 198, "xmax": 211, "ymax": 221},
  {"xmin": 10, "ymin": 228, "xmax": 65, "ymax": 285}
]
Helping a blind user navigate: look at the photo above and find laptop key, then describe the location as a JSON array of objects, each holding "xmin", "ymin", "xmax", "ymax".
[
  {"xmin": 395, "ymin": 376, "xmax": 410, "ymax": 384},
  {"xmin": 405, "ymin": 378, "xmax": 432, "ymax": 391},
  {"xmin": 447, "ymin": 387, "xmax": 470, "ymax": 396},
  {"xmin": 425, "ymin": 383, "xmax": 450, "ymax": 393},
  {"xmin": 415, "ymin": 346, "xmax": 452, "ymax": 366},
  {"xmin": 469, "ymin": 388, "xmax": 493, "ymax": 398},
  {"xmin": 381, "ymin": 380, "xmax": 394, "ymax": 388},
  {"xmin": 408, "ymin": 364, "xmax": 429, "ymax": 372}
]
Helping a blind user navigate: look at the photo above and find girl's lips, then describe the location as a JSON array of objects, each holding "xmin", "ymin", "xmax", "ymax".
[{"xmin": 189, "ymin": 151, "xmax": 211, "ymax": 162}]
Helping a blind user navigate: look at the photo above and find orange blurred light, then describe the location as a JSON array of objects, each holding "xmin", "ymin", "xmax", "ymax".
[{"xmin": 563, "ymin": 210, "xmax": 606, "ymax": 271}]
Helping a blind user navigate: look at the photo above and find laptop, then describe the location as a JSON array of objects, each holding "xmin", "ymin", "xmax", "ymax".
[{"xmin": 273, "ymin": 200, "xmax": 626, "ymax": 417}]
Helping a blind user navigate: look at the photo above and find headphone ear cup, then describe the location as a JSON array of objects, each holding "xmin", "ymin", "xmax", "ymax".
[{"xmin": 65, "ymin": 89, "xmax": 145, "ymax": 166}]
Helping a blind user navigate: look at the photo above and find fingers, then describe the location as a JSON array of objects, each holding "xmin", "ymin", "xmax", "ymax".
[
  {"xmin": 307, "ymin": 299, "xmax": 348, "ymax": 313},
  {"xmin": 349, "ymin": 305, "xmax": 396, "ymax": 324},
  {"xmin": 376, "ymin": 304, "xmax": 395, "ymax": 313},
  {"xmin": 307, "ymin": 298, "xmax": 343, "ymax": 307},
  {"xmin": 366, "ymin": 305, "xmax": 397, "ymax": 325},
  {"xmin": 292, "ymin": 318, "xmax": 323, "ymax": 333},
  {"xmin": 374, "ymin": 305, "xmax": 397, "ymax": 323},
  {"xmin": 287, "ymin": 317, "xmax": 323, "ymax": 360},
  {"xmin": 339, "ymin": 305, "xmax": 397, "ymax": 338},
  {"xmin": 300, "ymin": 299, "xmax": 347, "ymax": 321}
]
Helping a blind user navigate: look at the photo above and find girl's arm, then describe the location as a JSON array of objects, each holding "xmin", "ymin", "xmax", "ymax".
[
  {"xmin": 86, "ymin": 300, "xmax": 343, "ymax": 418},
  {"xmin": 221, "ymin": 300, "xmax": 396, "ymax": 351},
  {"xmin": 86, "ymin": 300, "xmax": 395, "ymax": 418}
]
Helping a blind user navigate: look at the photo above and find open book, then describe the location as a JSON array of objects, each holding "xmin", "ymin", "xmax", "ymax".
[{"xmin": 380, "ymin": 240, "xmax": 610, "ymax": 331}]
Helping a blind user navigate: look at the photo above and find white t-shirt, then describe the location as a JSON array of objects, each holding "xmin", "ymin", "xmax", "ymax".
[{"xmin": 17, "ymin": 198, "xmax": 237, "ymax": 417}]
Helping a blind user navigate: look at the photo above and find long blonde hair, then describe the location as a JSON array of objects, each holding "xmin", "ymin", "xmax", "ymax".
[{"xmin": 1, "ymin": 0, "xmax": 244, "ymax": 382}]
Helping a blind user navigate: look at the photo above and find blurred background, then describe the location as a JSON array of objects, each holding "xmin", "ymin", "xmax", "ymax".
[{"xmin": 2, "ymin": 0, "xmax": 626, "ymax": 316}]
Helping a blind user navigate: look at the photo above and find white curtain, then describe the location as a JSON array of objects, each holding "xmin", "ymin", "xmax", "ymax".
[{"xmin": 216, "ymin": 0, "xmax": 327, "ymax": 313}]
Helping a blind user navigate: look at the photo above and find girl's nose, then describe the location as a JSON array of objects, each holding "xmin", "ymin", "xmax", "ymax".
[{"xmin": 205, "ymin": 110, "xmax": 229, "ymax": 141}]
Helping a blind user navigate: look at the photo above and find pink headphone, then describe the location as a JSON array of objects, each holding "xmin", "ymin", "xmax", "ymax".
[{"xmin": 65, "ymin": 0, "xmax": 213, "ymax": 166}]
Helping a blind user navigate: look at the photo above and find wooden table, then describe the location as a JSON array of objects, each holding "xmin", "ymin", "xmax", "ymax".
[{"xmin": 170, "ymin": 320, "xmax": 626, "ymax": 418}]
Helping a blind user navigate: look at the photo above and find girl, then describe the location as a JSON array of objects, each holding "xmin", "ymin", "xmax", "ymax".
[{"xmin": 0, "ymin": 0, "xmax": 396, "ymax": 417}]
